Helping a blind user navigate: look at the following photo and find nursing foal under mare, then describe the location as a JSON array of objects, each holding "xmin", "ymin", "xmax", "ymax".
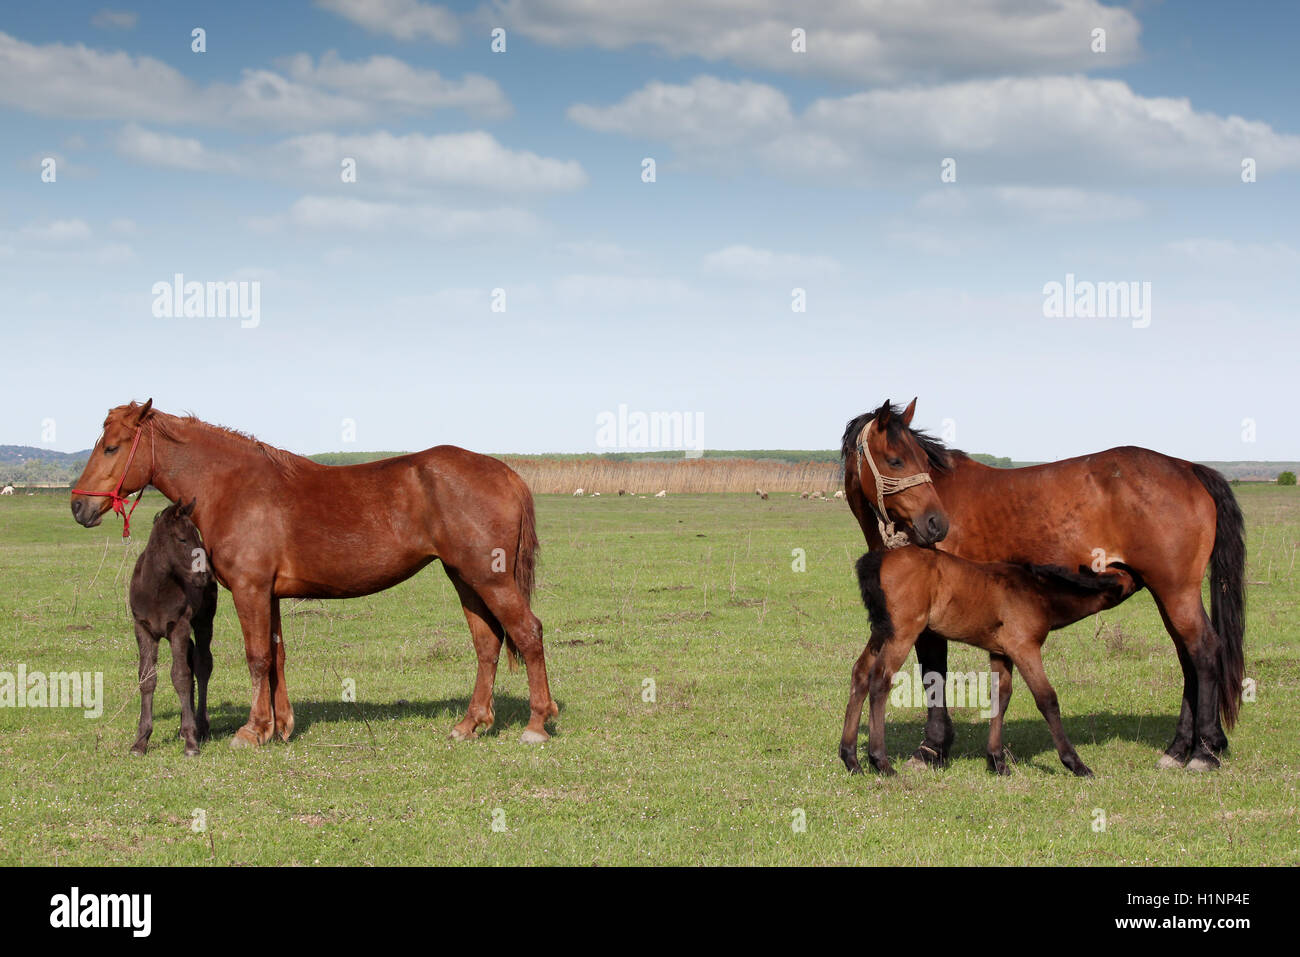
[
  {"xmin": 843, "ymin": 547, "xmax": 1137, "ymax": 777},
  {"xmin": 129, "ymin": 500, "xmax": 217, "ymax": 756},
  {"xmin": 842, "ymin": 398, "xmax": 1245, "ymax": 771},
  {"xmin": 72, "ymin": 400, "xmax": 557, "ymax": 747}
]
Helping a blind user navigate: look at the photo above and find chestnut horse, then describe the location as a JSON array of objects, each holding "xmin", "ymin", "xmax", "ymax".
[
  {"xmin": 71, "ymin": 400, "xmax": 558, "ymax": 747},
  {"xmin": 842, "ymin": 398, "xmax": 1245, "ymax": 771}
]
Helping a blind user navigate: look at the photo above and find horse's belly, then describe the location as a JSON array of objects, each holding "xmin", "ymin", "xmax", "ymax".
[{"xmin": 274, "ymin": 555, "xmax": 436, "ymax": 599}]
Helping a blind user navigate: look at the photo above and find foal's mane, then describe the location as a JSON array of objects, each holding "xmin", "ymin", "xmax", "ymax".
[
  {"xmin": 839, "ymin": 401, "xmax": 963, "ymax": 473},
  {"xmin": 142, "ymin": 406, "xmax": 309, "ymax": 474}
]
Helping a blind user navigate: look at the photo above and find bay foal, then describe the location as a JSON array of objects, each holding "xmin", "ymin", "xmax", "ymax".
[
  {"xmin": 129, "ymin": 500, "xmax": 218, "ymax": 756},
  {"xmin": 841, "ymin": 547, "xmax": 1137, "ymax": 777}
]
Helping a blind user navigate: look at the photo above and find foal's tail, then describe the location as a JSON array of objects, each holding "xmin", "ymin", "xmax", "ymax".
[
  {"xmin": 854, "ymin": 551, "xmax": 894, "ymax": 643},
  {"xmin": 1191, "ymin": 464, "xmax": 1247, "ymax": 729},
  {"xmin": 504, "ymin": 478, "xmax": 540, "ymax": 672}
]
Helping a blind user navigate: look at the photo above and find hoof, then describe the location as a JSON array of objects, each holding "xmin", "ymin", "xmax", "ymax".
[
  {"xmin": 903, "ymin": 755, "xmax": 936, "ymax": 771},
  {"xmin": 229, "ymin": 729, "xmax": 261, "ymax": 750},
  {"xmin": 129, "ymin": 746, "xmax": 147, "ymax": 757},
  {"xmin": 520, "ymin": 728, "xmax": 549, "ymax": 744},
  {"xmin": 1186, "ymin": 755, "xmax": 1220, "ymax": 772},
  {"xmin": 448, "ymin": 726, "xmax": 477, "ymax": 742},
  {"xmin": 1157, "ymin": 753, "xmax": 1187, "ymax": 770},
  {"xmin": 183, "ymin": 747, "xmax": 200, "ymax": 758}
]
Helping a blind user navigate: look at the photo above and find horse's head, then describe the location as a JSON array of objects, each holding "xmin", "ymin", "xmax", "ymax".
[
  {"xmin": 854, "ymin": 398, "xmax": 951, "ymax": 546},
  {"xmin": 147, "ymin": 498, "xmax": 210, "ymax": 584},
  {"xmin": 70, "ymin": 399, "xmax": 154, "ymax": 528}
]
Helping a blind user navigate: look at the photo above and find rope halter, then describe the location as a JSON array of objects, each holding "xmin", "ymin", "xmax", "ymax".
[
  {"xmin": 71, "ymin": 419, "xmax": 155, "ymax": 538},
  {"xmin": 856, "ymin": 422, "xmax": 933, "ymax": 549}
]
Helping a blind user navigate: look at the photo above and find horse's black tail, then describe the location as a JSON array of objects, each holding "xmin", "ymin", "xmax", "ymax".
[
  {"xmin": 1191, "ymin": 464, "xmax": 1246, "ymax": 729},
  {"xmin": 854, "ymin": 551, "xmax": 893, "ymax": 642}
]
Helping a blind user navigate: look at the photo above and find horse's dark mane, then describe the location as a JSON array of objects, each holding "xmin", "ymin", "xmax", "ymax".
[
  {"xmin": 143, "ymin": 406, "xmax": 308, "ymax": 474},
  {"xmin": 839, "ymin": 402, "xmax": 963, "ymax": 474},
  {"xmin": 854, "ymin": 551, "xmax": 894, "ymax": 641}
]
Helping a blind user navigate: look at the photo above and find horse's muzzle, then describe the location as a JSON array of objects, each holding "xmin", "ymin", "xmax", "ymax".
[
  {"xmin": 914, "ymin": 510, "xmax": 950, "ymax": 546},
  {"xmin": 71, "ymin": 498, "xmax": 104, "ymax": 528}
]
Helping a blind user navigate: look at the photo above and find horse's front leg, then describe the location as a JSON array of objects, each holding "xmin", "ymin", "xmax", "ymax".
[
  {"xmin": 130, "ymin": 621, "xmax": 159, "ymax": 755},
  {"xmin": 229, "ymin": 586, "xmax": 276, "ymax": 748},
  {"xmin": 906, "ymin": 629, "xmax": 955, "ymax": 769},
  {"xmin": 167, "ymin": 613, "xmax": 201, "ymax": 756},
  {"xmin": 268, "ymin": 597, "xmax": 294, "ymax": 742}
]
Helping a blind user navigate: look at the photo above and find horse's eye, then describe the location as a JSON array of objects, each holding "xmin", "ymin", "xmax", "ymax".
[
  {"xmin": 104, "ymin": 445, "xmax": 119, "ymax": 454},
  {"xmin": 889, "ymin": 457, "xmax": 904, "ymax": 469}
]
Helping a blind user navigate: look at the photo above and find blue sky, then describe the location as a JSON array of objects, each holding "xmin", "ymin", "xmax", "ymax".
[{"xmin": 1, "ymin": 0, "xmax": 1296, "ymax": 460}]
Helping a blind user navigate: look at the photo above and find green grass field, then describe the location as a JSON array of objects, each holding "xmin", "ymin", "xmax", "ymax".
[{"xmin": 0, "ymin": 487, "xmax": 1296, "ymax": 865}]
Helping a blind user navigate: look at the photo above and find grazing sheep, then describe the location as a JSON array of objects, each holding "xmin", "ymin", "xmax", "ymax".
[
  {"xmin": 573, "ymin": 488, "xmax": 584, "ymax": 497},
  {"xmin": 655, "ymin": 490, "xmax": 667, "ymax": 498},
  {"xmin": 800, "ymin": 491, "xmax": 809, "ymax": 499},
  {"xmin": 592, "ymin": 491, "xmax": 601, "ymax": 496},
  {"xmin": 834, "ymin": 490, "xmax": 845, "ymax": 500},
  {"xmin": 755, "ymin": 489, "xmax": 768, "ymax": 500},
  {"xmin": 0, "ymin": 485, "xmax": 14, "ymax": 496}
]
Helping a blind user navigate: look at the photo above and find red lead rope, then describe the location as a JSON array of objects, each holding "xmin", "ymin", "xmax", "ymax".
[{"xmin": 71, "ymin": 422, "xmax": 153, "ymax": 538}]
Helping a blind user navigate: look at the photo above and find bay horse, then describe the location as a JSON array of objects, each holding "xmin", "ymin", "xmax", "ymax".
[
  {"xmin": 842, "ymin": 398, "xmax": 1245, "ymax": 772},
  {"xmin": 71, "ymin": 400, "xmax": 558, "ymax": 747},
  {"xmin": 844, "ymin": 547, "xmax": 1137, "ymax": 777},
  {"xmin": 129, "ymin": 499, "xmax": 217, "ymax": 756}
]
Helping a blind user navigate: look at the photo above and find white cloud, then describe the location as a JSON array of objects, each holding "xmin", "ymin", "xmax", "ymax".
[
  {"xmin": 115, "ymin": 124, "xmax": 244, "ymax": 173},
  {"xmin": 267, "ymin": 195, "xmax": 542, "ymax": 239},
  {"xmin": 571, "ymin": 74, "xmax": 1300, "ymax": 185},
  {"xmin": 915, "ymin": 186, "xmax": 1146, "ymax": 223},
  {"xmin": 274, "ymin": 130, "xmax": 586, "ymax": 191},
  {"xmin": 0, "ymin": 32, "xmax": 505, "ymax": 127},
  {"xmin": 553, "ymin": 274, "xmax": 691, "ymax": 308},
  {"xmin": 316, "ymin": 0, "xmax": 458, "ymax": 43},
  {"xmin": 703, "ymin": 244, "xmax": 841, "ymax": 279},
  {"xmin": 278, "ymin": 51, "xmax": 509, "ymax": 118},
  {"xmin": 21, "ymin": 219, "xmax": 93, "ymax": 243},
  {"xmin": 501, "ymin": 0, "xmax": 1140, "ymax": 83},
  {"xmin": 1165, "ymin": 238, "xmax": 1300, "ymax": 268}
]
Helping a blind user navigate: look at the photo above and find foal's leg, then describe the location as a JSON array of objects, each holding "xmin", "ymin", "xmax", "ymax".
[
  {"xmin": 445, "ymin": 567, "xmax": 504, "ymax": 741},
  {"xmin": 906, "ymin": 629, "xmax": 955, "ymax": 769},
  {"xmin": 268, "ymin": 598, "xmax": 294, "ymax": 742},
  {"xmin": 986, "ymin": 653, "xmax": 1014, "ymax": 775},
  {"xmin": 839, "ymin": 641, "xmax": 879, "ymax": 774},
  {"xmin": 192, "ymin": 603, "xmax": 215, "ymax": 742},
  {"xmin": 230, "ymin": 586, "xmax": 276, "ymax": 748},
  {"xmin": 864, "ymin": 637, "xmax": 917, "ymax": 776},
  {"xmin": 130, "ymin": 621, "xmax": 160, "ymax": 755},
  {"xmin": 478, "ymin": 582, "xmax": 557, "ymax": 743},
  {"xmin": 167, "ymin": 613, "xmax": 201, "ymax": 756},
  {"xmin": 1008, "ymin": 642, "xmax": 1091, "ymax": 777}
]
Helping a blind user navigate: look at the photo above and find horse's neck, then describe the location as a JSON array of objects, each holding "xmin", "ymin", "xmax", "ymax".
[{"xmin": 150, "ymin": 420, "xmax": 284, "ymax": 507}]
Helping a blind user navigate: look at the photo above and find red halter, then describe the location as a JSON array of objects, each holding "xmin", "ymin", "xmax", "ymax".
[{"xmin": 72, "ymin": 421, "xmax": 154, "ymax": 538}]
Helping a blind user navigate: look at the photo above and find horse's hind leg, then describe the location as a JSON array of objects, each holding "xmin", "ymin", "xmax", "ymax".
[
  {"xmin": 445, "ymin": 568, "xmax": 504, "ymax": 741},
  {"xmin": 167, "ymin": 613, "xmax": 201, "ymax": 756},
  {"xmin": 229, "ymin": 586, "xmax": 276, "ymax": 748},
  {"xmin": 1009, "ymin": 643, "xmax": 1091, "ymax": 777},
  {"xmin": 864, "ymin": 637, "xmax": 915, "ymax": 776},
  {"xmin": 1150, "ymin": 587, "xmax": 1225, "ymax": 771},
  {"xmin": 268, "ymin": 598, "xmax": 294, "ymax": 742},
  {"xmin": 477, "ymin": 582, "xmax": 557, "ymax": 743},
  {"xmin": 192, "ymin": 604, "xmax": 215, "ymax": 742},
  {"xmin": 130, "ymin": 621, "xmax": 159, "ymax": 755},
  {"xmin": 986, "ymin": 653, "xmax": 1014, "ymax": 775}
]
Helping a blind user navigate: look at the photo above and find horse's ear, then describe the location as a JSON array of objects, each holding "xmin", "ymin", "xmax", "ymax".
[
  {"xmin": 180, "ymin": 497, "xmax": 196, "ymax": 517},
  {"xmin": 875, "ymin": 399, "xmax": 892, "ymax": 429},
  {"xmin": 134, "ymin": 398, "xmax": 153, "ymax": 424},
  {"xmin": 901, "ymin": 397, "xmax": 917, "ymax": 427}
]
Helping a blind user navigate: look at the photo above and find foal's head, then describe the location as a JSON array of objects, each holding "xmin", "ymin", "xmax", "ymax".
[
  {"xmin": 146, "ymin": 499, "xmax": 211, "ymax": 585},
  {"xmin": 70, "ymin": 399, "xmax": 155, "ymax": 528},
  {"xmin": 851, "ymin": 398, "xmax": 951, "ymax": 546}
]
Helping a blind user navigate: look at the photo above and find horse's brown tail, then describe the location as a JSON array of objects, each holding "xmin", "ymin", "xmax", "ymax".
[
  {"xmin": 1191, "ymin": 464, "xmax": 1246, "ymax": 729},
  {"xmin": 503, "ymin": 478, "xmax": 539, "ymax": 672}
]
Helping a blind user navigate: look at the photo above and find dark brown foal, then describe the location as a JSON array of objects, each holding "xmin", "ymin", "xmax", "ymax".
[
  {"xmin": 129, "ymin": 499, "xmax": 218, "ymax": 756},
  {"xmin": 841, "ymin": 547, "xmax": 1136, "ymax": 777}
]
